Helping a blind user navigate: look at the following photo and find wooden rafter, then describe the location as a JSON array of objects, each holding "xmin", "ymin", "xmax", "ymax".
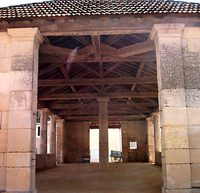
[
  {"xmin": 73, "ymin": 36, "xmax": 91, "ymax": 46},
  {"xmin": 91, "ymin": 35, "xmax": 101, "ymax": 60},
  {"xmin": 104, "ymin": 34, "xmax": 124, "ymax": 45},
  {"xmin": 78, "ymin": 63, "xmax": 99, "ymax": 77},
  {"xmin": 59, "ymin": 65, "xmax": 76, "ymax": 93},
  {"xmin": 131, "ymin": 63, "xmax": 145, "ymax": 91},
  {"xmin": 103, "ymin": 62, "xmax": 122, "ymax": 76}
]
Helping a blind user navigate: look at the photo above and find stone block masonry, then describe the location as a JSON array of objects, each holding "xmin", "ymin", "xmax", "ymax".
[
  {"xmin": 121, "ymin": 121, "xmax": 148, "ymax": 162},
  {"xmin": 64, "ymin": 121, "xmax": 90, "ymax": 163},
  {"xmin": 0, "ymin": 28, "xmax": 43, "ymax": 193},
  {"xmin": 151, "ymin": 24, "xmax": 200, "ymax": 192}
]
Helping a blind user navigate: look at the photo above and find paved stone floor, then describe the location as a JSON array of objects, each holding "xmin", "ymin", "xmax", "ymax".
[{"xmin": 36, "ymin": 163, "xmax": 162, "ymax": 193}]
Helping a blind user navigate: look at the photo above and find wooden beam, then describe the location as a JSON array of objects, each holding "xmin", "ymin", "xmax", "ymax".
[
  {"xmin": 101, "ymin": 43, "xmax": 117, "ymax": 56},
  {"xmin": 41, "ymin": 28, "xmax": 151, "ymax": 36},
  {"xmin": 41, "ymin": 86, "xmax": 65, "ymax": 94},
  {"xmin": 43, "ymin": 36, "xmax": 51, "ymax": 44},
  {"xmin": 40, "ymin": 44, "xmax": 72, "ymax": 56},
  {"xmin": 40, "ymin": 44, "xmax": 94, "ymax": 60},
  {"xmin": 78, "ymin": 63, "xmax": 99, "ymax": 77},
  {"xmin": 103, "ymin": 85, "xmax": 113, "ymax": 92},
  {"xmin": 73, "ymin": 36, "xmax": 91, "ymax": 46},
  {"xmin": 58, "ymin": 109, "xmax": 151, "ymax": 116},
  {"xmin": 103, "ymin": 62, "xmax": 122, "ymax": 76},
  {"xmin": 90, "ymin": 85, "xmax": 102, "ymax": 92},
  {"xmin": 92, "ymin": 35, "xmax": 100, "ymax": 53},
  {"xmin": 63, "ymin": 115, "xmax": 147, "ymax": 121},
  {"xmin": 104, "ymin": 35, "xmax": 124, "ymax": 45},
  {"xmin": 131, "ymin": 63, "xmax": 145, "ymax": 91},
  {"xmin": 38, "ymin": 77, "xmax": 157, "ymax": 86},
  {"xmin": 59, "ymin": 65, "xmax": 76, "ymax": 93},
  {"xmin": 39, "ymin": 53, "xmax": 156, "ymax": 64},
  {"xmin": 72, "ymin": 45, "xmax": 94, "ymax": 60},
  {"xmin": 39, "ymin": 63, "xmax": 64, "ymax": 76},
  {"xmin": 50, "ymin": 102, "xmax": 157, "ymax": 109},
  {"xmin": 118, "ymin": 40, "xmax": 155, "ymax": 58},
  {"xmin": 99, "ymin": 62, "xmax": 104, "ymax": 90},
  {"xmin": 38, "ymin": 92, "xmax": 158, "ymax": 100}
]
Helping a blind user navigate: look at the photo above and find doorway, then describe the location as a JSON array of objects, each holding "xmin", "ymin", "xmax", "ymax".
[{"xmin": 90, "ymin": 128, "xmax": 122, "ymax": 162}]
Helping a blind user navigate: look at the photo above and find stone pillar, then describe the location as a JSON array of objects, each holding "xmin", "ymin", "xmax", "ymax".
[
  {"xmin": 56, "ymin": 119, "xmax": 65, "ymax": 164},
  {"xmin": 182, "ymin": 27, "xmax": 200, "ymax": 189},
  {"xmin": 83, "ymin": 121, "xmax": 90, "ymax": 157},
  {"xmin": 6, "ymin": 28, "xmax": 43, "ymax": 192},
  {"xmin": 121, "ymin": 121, "xmax": 129, "ymax": 162},
  {"xmin": 146, "ymin": 116, "xmax": 155, "ymax": 163},
  {"xmin": 152, "ymin": 112, "xmax": 161, "ymax": 165},
  {"xmin": 97, "ymin": 97, "xmax": 109, "ymax": 170},
  {"xmin": 150, "ymin": 24, "xmax": 192, "ymax": 192},
  {"xmin": 0, "ymin": 32, "xmax": 11, "ymax": 191},
  {"xmin": 50, "ymin": 115, "xmax": 57, "ymax": 154},
  {"xmin": 39, "ymin": 108, "xmax": 48, "ymax": 154}
]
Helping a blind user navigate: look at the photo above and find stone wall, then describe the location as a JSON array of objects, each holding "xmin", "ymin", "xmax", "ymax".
[
  {"xmin": 122, "ymin": 121, "xmax": 148, "ymax": 162},
  {"xmin": 64, "ymin": 122, "xmax": 90, "ymax": 163},
  {"xmin": 36, "ymin": 154, "xmax": 56, "ymax": 171}
]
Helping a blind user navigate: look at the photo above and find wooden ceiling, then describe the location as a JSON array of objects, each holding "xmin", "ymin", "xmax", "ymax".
[{"xmin": 38, "ymin": 33, "xmax": 158, "ymax": 122}]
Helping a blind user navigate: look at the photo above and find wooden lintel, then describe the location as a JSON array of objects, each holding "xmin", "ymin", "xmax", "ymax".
[
  {"xmin": 38, "ymin": 92, "xmax": 158, "ymax": 100},
  {"xmin": 38, "ymin": 77, "xmax": 157, "ymax": 86},
  {"xmin": 41, "ymin": 28, "xmax": 151, "ymax": 36}
]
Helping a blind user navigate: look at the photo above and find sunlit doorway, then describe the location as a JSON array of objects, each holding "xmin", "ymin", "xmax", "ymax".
[{"xmin": 90, "ymin": 128, "xmax": 122, "ymax": 162}]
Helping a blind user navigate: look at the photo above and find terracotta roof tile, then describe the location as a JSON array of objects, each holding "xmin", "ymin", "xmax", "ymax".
[{"xmin": 0, "ymin": 0, "xmax": 199, "ymax": 20}]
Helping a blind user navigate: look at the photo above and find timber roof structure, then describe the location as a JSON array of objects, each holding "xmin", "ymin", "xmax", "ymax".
[
  {"xmin": 0, "ymin": 0, "xmax": 200, "ymax": 19},
  {"xmin": 1, "ymin": 0, "xmax": 200, "ymax": 126}
]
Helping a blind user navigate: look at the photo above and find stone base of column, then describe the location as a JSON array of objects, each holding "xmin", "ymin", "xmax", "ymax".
[{"xmin": 162, "ymin": 187, "xmax": 197, "ymax": 193}]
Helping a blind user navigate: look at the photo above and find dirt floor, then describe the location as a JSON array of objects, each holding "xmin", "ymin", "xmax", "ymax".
[{"xmin": 36, "ymin": 163, "xmax": 162, "ymax": 193}]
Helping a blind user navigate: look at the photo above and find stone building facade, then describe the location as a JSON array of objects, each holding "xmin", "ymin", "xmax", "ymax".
[{"xmin": 0, "ymin": 0, "xmax": 200, "ymax": 192}]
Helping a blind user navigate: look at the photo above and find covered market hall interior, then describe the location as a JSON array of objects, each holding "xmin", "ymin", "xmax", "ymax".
[{"xmin": 0, "ymin": 0, "xmax": 200, "ymax": 192}]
